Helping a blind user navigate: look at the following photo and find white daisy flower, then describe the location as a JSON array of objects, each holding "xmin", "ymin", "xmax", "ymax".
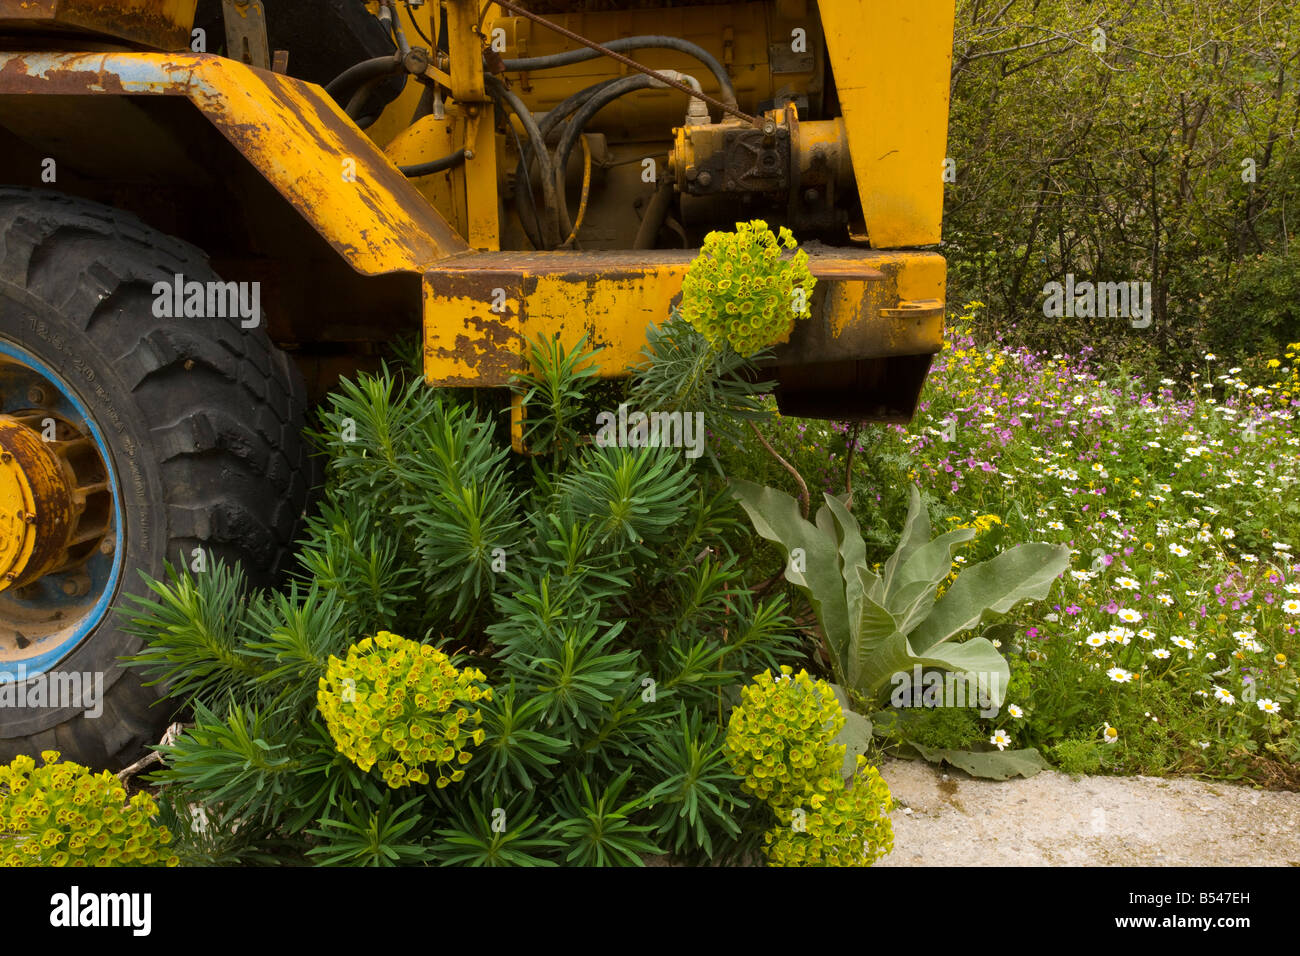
[
  {"xmin": 1107, "ymin": 667, "xmax": 1134, "ymax": 683},
  {"xmin": 990, "ymin": 729, "xmax": 1012, "ymax": 751},
  {"xmin": 1116, "ymin": 577, "xmax": 1140, "ymax": 590},
  {"xmin": 1213, "ymin": 687, "xmax": 1236, "ymax": 705},
  {"xmin": 1152, "ymin": 648, "xmax": 1171, "ymax": 659},
  {"xmin": 1257, "ymin": 699, "xmax": 1281, "ymax": 714},
  {"xmin": 1008, "ymin": 704, "xmax": 1024, "ymax": 719},
  {"xmin": 1169, "ymin": 544, "xmax": 1190, "ymax": 557},
  {"xmin": 1116, "ymin": 608, "xmax": 1142, "ymax": 623}
]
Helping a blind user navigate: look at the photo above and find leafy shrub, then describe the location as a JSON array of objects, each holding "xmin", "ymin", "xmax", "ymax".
[
  {"xmin": 317, "ymin": 631, "xmax": 491, "ymax": 789},
  {"xmin": 120, "ymin": 336, "xmax": 804, "ymax": 865},
  {"xmin": 0, "ymin": 752, "xmax": 177, "ymax": 867}
]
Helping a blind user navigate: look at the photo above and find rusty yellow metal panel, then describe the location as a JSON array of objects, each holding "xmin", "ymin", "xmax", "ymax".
[
  {"xmin": 0, "ymin": 0, "xmax": 198, "ymax": 51},
  {"xmin": 423, "ymin": 253, "xmax": 692, "ymax": 387},
  {"xmin": 463, "ymin": 104, "xmax": 500, "ymax": 250},
  {"xmin": 446, "ymin": 0, "xmax": 488, "ymax": 103},
  {"xmin": 0, "ymin": 51, "xmax": 469, "ymax": 274},
  {"xmin": 817, "ymin": 0, "xmax": 954, "ymax": 248},
  {"xmin": 423, "ymin": 249, "xmax": 944, "ymax": 388}
]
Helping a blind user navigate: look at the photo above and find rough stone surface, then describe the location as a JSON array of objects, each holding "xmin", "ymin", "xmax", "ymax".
[{"xmin": 876, "ymin": 758, "xmax": 1300, "ymax": 866}]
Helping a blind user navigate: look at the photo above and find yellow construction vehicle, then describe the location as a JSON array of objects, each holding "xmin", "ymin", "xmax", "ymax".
[{"xmin": 0, "ymin": 0, "xmax": 954, "ymax": 766}]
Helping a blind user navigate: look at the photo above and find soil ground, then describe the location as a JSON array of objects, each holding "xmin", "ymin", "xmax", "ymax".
[{"xmin": 876, "ymin": 758, "xmax": 1300, "ymax": 866}]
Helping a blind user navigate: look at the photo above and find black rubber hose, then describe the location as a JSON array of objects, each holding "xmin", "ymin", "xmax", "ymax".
[
  {"xmin": 486, "ymin": 76, "xmax": 561, "ymax": 248},
  {"xmin": 552, "ymin": 75, "xmax": 661, "ymax": 236},
  {"xmin": 634, "ymin": 175, "xmax": 676, "ymax": 249},
  {"xmin": 325, "ymin": 54, "xmax": 404, "ymax": 102},
  {"xmin": 513, "ymin": 77, "xmax": 623, "ymax": 246},
  {"xmin": 346, "ymin": 74, "xmax": 392, "ymax": 121},
  {"xmin": 399, "ymin": 149, "xmax": 468, "ymax": 177},
  {"xmin": 503, "ymin": 35, "xmax": 738, "ymax": 108}
]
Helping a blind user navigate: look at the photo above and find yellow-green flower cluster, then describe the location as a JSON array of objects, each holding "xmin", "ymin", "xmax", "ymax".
[
  {"xmin": 762, "ymin": 755, "xmax": 894, "ymax": 867},
  {"xmin": 317, "ymin": 631, "xmax": 492, "ymax": 789},
  {"xmin": 726, "ymin": 667, "xmax": 894, "ymax": 867},
  {"xmin": 678, "ymin": 219, "xmax": 816, "ymax": 356},
  {"xmin": 0, "ymin": 751, "xmax": 177, "ymax": 867},
  {"xmin": 725, "ymin": 665, "xmax": 845, "ymax": 809}
]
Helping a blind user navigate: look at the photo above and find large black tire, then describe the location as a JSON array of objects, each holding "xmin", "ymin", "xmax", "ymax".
[{"xmin": 0, "ymin": 187, "xmax": 314, "ymax": 770}]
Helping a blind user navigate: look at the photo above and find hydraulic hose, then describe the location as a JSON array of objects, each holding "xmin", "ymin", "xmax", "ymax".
[
  {"xmin": 502, "ymin": 35, "xmax": 738, "ymax": 109},
  {"xmin": 325, "ymin": 54, "xmax": 404, "ymax": 103},
  {"xmin": 513, "ymin": 77, "xmax": 623, "ymax": 246},
  {"xmin": 486, "ymin": 76, "xmax": 562, "ymax": 249},
  {"xmin": 552, "ymin": 75, "xmax": 662, "ymax": 236},
  {"xmin": 399, "ymin": 150, "xmax": 468, "ymax": 178}
]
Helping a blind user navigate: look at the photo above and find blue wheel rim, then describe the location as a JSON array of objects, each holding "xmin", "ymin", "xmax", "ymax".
[{"xmin": 0, "ymin": 338, "xmax": 124, "ymax": 680}]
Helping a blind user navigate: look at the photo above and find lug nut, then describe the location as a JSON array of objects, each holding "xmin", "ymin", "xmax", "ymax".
[
  {"xmin": 61, "ymin": 574, "xmax": 91, "ymax": 597},
  {"xmin": 27, "ymin": 386, "xmax": 46, "ymax": 404},
  {"xmin": 99, "ymin": 537, "xmax": 115, "ymax": 555}
]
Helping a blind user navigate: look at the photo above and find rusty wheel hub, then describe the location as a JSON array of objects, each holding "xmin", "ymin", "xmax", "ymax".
[{"xmin": 0, "ymin": 412, "xmax": 109, "ymax": 593}]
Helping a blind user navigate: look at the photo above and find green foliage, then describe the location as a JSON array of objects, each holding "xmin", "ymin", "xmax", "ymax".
[
  {"xmin": 1211, "ymin": 245, "xmax": 1300, "ymax": 357},
  {"xmin": 511, "ymin": 333, "xmax": 601, "ymax": 467},
  {"xmin": 679, "ymin": 220, "xmax": 815, "ymax": 356},
  {"xmin": 630, "ymin": 311, "xmax": 775, "ymax": 451},
  {"xmin": 121, "ymin": 311, "xmax": 807, "ymax": 865},
  {"xmin": 945, "ymin": 0, "xmax": 1300, "ymax": 370},
  {"xmin": 1050, "ymin": 738, "xmax": 1104, "ymax": 776},
  {"xmin": 731, "ymin": 480, "xmax": 1070, "ymax": 706},
  {"xmin": 907, "ymin": 705, "xmax": 982, "ymax": 751},
  {"xmin": 306, "ymin": 795, "xmax": 434, "ymax": 866},
  {"xmin": 0, "ymin": 751, "xmax": 177, "ymax": 867}
]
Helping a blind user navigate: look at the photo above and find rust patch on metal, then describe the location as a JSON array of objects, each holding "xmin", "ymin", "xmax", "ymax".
[{"xmin": 0, "ymin": 0, "xmax": 196, "ymax": 51}]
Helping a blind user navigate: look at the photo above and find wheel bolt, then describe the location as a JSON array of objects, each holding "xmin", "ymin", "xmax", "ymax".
[
  {"xmin": 99, "ymin": 537, "xmax": 115, "ymax": 555},
  {"xmin": 27, "ymin": 386, "xmax": 46, "ymax": 405}
]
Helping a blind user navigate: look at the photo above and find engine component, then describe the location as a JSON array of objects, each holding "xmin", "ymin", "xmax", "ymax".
[{"xmin": 670, "ymin": 105, "xmax": 854, "ymax": 233}]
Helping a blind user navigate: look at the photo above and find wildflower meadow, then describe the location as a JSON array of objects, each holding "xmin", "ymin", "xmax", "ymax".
[{"xmin": 761, "ymin": 303, "xmax": 1300, "ymax": 787}]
